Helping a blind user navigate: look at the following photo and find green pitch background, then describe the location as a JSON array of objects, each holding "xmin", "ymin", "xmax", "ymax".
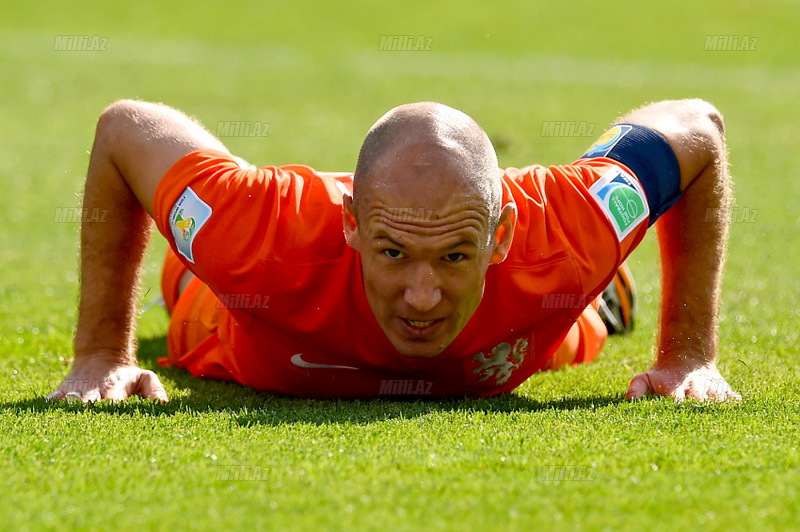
[{"xmin": 1, "ymin": 0, "xmax": 799, "ymax": 529}]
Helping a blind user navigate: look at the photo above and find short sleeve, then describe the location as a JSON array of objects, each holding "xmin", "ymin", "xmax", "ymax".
[
  {"xmin": 544, "ymin": 159, "xmax": 651, "ymax": 293},
  {"xmin": 519, "ymin": 122, "xmax": 683, "ymax": 294},
  {"xmin": 153, "ymin": 149, "xmax": 349, "ymax": 297}
]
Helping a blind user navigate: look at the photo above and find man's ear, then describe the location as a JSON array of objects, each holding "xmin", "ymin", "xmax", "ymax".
[
  {"xmin": 342, "ymin": 194, "xmax": 359, "ymax": 249},
  {"xmin": 489, "ymin": 203, "xmax": 516, "ymax": 264}
]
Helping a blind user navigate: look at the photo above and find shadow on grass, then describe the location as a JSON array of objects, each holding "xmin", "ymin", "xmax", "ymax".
[{"xmin": 8, "ymin": 335, "xmax": 626, "ymax": 424}]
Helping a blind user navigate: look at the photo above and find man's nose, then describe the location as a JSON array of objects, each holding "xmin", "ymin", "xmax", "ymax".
[{"xmin": 403, "ymin": 263, "xmax": 442, "ymax": 313}]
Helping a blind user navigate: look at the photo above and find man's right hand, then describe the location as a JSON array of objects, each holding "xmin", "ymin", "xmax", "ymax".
[{"xmin": 47, "ymin": 352, "xmax": 168, "ymax": 402}]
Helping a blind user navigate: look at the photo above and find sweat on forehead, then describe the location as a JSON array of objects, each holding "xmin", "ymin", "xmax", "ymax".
[{"xmin": 352, "ymin": 102, "xmax": 502, "ymax": 231}]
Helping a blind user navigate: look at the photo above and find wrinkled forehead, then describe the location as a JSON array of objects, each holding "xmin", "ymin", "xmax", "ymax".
[
  {"xmin": 360, "ymin": 165, "xmax": 491, "ymax": 240},
  {"xmin": 355, "ymin": 134, "xmax": 496, "ymax": 238},
  {"xmin": 364, "ymin": 191, "xmax": 490, "ymax": 226},
  {"xmin": 361, "ymin": 196, "xmax": 491, "ymax": 248}
]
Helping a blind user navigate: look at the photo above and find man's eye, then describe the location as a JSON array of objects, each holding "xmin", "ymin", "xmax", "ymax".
[
  {"xmin": 383, "ymin": 249, "xmax": 404, "ymax": 259},
  {"xmin": 444, "ymin": 252, "xmax": 466, "ymax": 262}
]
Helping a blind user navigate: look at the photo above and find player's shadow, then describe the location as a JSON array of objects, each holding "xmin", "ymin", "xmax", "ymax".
[
  {"xmin": 11, "ymin": 335, "xmax": 626, "ymax": 422},
  {"xmin": 228, "ymin": 393, "xmax": 626, "ymax": 428}
]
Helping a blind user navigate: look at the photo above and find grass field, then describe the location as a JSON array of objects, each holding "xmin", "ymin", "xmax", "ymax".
[{"xmin": 2, "ymin": 0, "xmax": 799, "ymax": 529}]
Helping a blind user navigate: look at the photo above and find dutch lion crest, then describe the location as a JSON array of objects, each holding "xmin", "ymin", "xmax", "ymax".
[{"xmin": 472, "ymin": 337, "xmax": 529, "ymax": 385}]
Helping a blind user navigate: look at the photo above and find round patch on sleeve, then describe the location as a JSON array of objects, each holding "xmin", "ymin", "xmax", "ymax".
[
  {"xmin": 582, "ymin": 124, "xmax": 634, "ymax": 158},
  {"xmin": 168, "ymin": 187, "xmax": 212, "ymax": 264}
]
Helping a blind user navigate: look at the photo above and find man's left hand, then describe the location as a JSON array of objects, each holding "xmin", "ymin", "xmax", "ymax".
[{"xmin": 626, "ymin": 356, "xmax": 741, "ymax": 402}]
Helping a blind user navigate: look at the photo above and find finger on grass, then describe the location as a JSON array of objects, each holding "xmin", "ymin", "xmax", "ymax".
[
  {"xmin": 138, "ymin": 371, "xmax": 169, "ymax": 402},
  {"xmin": 626, "ymin": 373, "xmax": 650, "ymax": 400}
]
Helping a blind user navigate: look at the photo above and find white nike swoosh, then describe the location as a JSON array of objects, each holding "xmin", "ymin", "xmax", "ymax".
[{"xmin": 290, "ymin": 353, "xmax": 359, "ymax": 370}]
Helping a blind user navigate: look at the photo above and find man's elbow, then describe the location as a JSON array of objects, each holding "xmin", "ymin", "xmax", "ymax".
[
  {"xmin": 95, "ymin": 100, "xmax": 144, "ymax": 142},
  {"xmin": 679, "ymin": 98, "xmax": 726, "ymax": 149},
  {"xmin": 669, "ymin": 99, "xmax": 729, "ymax": 190},
  {"xmin": 703, "ymin": 101, "xmax": 725, "ymax": 138}
]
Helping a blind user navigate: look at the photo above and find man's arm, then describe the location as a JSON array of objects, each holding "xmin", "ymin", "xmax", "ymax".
[
  {"xmin": 615, "ymin": 99, "xmax": 740, "ymax": 401},
  {"xmin": 47, "ymin": 100, "xmax": 229, "ymax": 402}
]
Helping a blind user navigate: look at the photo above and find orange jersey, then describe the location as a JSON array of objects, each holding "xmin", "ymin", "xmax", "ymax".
[{"xmin": 153, "ymin": 150, "xmax": 650, "ymax": 398}]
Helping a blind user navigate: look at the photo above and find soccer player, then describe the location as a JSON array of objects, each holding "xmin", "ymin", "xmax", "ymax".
[{"xmin": 47, "ymin": 98, "xmax": 740, "ymax": 402}]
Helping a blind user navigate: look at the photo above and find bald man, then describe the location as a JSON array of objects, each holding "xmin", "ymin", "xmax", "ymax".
[{"xmin": 48, "ymin": 99, "xmax": 740, "ymax": 402}]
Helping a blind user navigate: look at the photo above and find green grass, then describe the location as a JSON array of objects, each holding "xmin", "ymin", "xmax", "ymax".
[{"xmin": 2, "ymin": 0, "xmax": 800, "ymax": 529}]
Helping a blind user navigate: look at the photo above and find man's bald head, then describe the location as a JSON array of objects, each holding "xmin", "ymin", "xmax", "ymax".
[{"xmin": 352, "ymin": 102, "xmax": 502, "ymax": 240}]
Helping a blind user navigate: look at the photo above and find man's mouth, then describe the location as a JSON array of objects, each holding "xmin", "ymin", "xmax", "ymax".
[{"xmin": 398, "ymin": 317, "xmax": 446, "ymax": 339}]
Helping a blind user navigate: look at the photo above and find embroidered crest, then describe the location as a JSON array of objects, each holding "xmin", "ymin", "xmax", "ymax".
[{"xmin": 472, "ymin": 337, "xmax": 529, "ymax": 385}]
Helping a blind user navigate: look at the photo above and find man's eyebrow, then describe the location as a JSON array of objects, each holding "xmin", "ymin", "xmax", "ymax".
[
  {"xmin": 374, "ymin": 232, "xmax": 405, "ymax": 248},
  {"xmin": 374, "ymin": 232, "xmax": 480, "ymax": 250},
  {"xmin": 447, "ymin": 239, "xmax": 479, "ymax": 250}
]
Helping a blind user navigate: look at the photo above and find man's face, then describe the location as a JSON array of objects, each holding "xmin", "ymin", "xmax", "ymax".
[{"xmin": 344, "ymin": 142, "xmax": 512, "ymax": 358}]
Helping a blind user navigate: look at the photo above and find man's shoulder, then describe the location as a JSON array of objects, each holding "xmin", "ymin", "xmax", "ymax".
[
  {"xmin": 268, "ymin": 164, "xmax": 353, "ymax": 207},
  {"xmin": 498, "ymin": 161, "xmax": 623, "ymax": 271},
  {"xmin": 261, "ymin": 165, "xmax": 354, "ymax": 264},
  {"xmin": 499, "ymin": 165, "xmax": 570, "ymax": 264}
]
